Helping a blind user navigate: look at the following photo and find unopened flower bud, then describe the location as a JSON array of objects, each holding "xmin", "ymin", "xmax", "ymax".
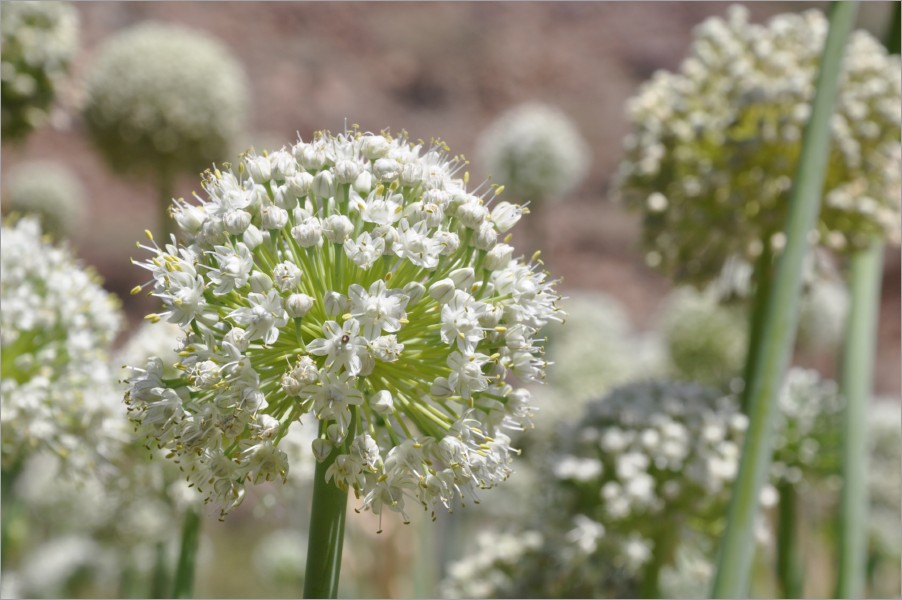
[{"xmin": 286, "ymin": 293, "xmax": 314, "ymax": 318}]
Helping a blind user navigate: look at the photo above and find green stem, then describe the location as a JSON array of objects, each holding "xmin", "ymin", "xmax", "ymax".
[
  {"xmin": 303, "ymin": 420, "xmax": 352, "ymax": 599},
  {"xmin": 741, "ymin": 244, "xmax": 774, "ymax": 412},
  {"xmin": 172, "ymin": 506, "xmax": 202, "ymax": 599},
  {"xmin": 835, "ymin": 241, "xmax": 884, "ymax": 598},
  {"xmin": 151, "ymin": 541, "xmax": 170, "ymax": 599},
  {"xmin": 776, "ymin": 482, "xmax": 804, "ymax": 598},
  {"xmin": 1, "ymin": 465, "xmax": 21, "ymax": 571},
  {"xmin": 710, "ymin": 3, "xmax": 858, "ymax": 597}
]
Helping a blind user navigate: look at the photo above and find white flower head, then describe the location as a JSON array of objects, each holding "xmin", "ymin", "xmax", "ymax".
[{"xmin": 125, "ymin": 129, "xmax": 563, "ymax": 519}]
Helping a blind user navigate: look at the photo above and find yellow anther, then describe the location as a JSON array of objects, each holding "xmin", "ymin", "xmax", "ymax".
[
  {"xmin": 145, "ymin": 229, "xmax": 154, "ymax": 241},
  {"xmin": 503, "ymin": 233, "xmax": 513, "ymax": 243},
  {"xmin": 130, "ymin": 285, "xmax": 142, "ymax": 296},
  {"xmin": 399, "ymin": 318, "xmax": 409, "ymax": 325},
  {"xmin": 494, "ymin": 185, "xmax": 505, "ymax": 196},
  {"xmin": 464, "ymin": 171, "xmax": 470, "ymax": 184},
  {"xmin": 494, "ymin": 326, "xmax": 507, "ymax": 333},
  {"xmin": 341, "ymin": 313, "xmax": 353, "ymax": 321},
  {"xmin": 489, "ymin": 353, "xmax": 501, "ymax": 361},
  {"xmin": 144, "ymin": 313, "xmax": 161, "ymax": 323},
  {"xmin": 531, "ymin": 250, "xmax": 542, "ymax": 262}
]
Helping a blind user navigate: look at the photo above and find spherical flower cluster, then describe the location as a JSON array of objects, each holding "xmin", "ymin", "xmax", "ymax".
[
  {"xmin": 551, "ymin": 380, "xmax": 751, "ymax": 577},
  {"xmin": 770, "ymin": 368, "xmax": 843, "ymax": 487},
  {"xmin": 796, "ymin": 274, "xmax": 849, "ymax": 355},
  {"xmin": 124, "ymin": 130, "xmax": 564, "ymax": 518},
  {"xmin": 1, "ymin": 217, "xmax": 122, "ymax": 469},
  {"xmin": 615, "ymin": 5, "xmax": 902, "ymax": 285},
  {"xmin": 439, "ymin": 529, "xmax": 544, "ymax": 599},
  {"xmin": 657, "ymin": 286, "xmax": 748, "ymax": 388},
  {"xmin": 477, "ymin": 102, "xmax": 590, "ymax": 204},
  {"xmin": 2, "ymin": 160, "xmax": 85, "ymax": 238},
  {"xmin": 0, "ymin": 1, "xmax": 78, "ymax": 142},
  {"xmin": 83, "ymin": 22, "xmax": 248, "ymax": 180},
  {"xmin": 867, "ymin": 400, "xmax": 901, "ymax": 591}
]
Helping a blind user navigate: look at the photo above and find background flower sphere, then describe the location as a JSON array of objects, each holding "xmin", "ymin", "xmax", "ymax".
[
  {"xmin": 82, "ymin": 22, "xmax": 249, "ymax": 181},
  {"xmin": 0, "ymin": 1, "xmax": 78, "ymax": 142},
  {"xmin": 125, "ymin": 130, "xmax": 564, "ymax": 519},
  {"xmin": 2, "ymin": 160, "xmax": 85, "ymax": 238}
]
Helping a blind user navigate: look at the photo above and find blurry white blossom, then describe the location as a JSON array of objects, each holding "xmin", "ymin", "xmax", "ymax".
[
  {"xmin": 0, "ymin": 217, "xmax": 122, "ymax": 470},
  {"xmin": 3, "ymin": 160, "xmax": 85, "ymax": 238},
  {"xmin": 123, "ymin": 130, "xmax": 564, "ymax": 520},
  {"xmin": 0, "ymin": 1, "xmax": 78, "ymax": 140},
  {"xmin": 616, "ymin": 6, "xmax": 901, "ymax": 286},
  {"xmin": 83, "ymin": 22, "xmax": 248, "ymax": 180},
  {"xmin": 478, "ymin": 102, "xmax": 590, "ymax": 204}
]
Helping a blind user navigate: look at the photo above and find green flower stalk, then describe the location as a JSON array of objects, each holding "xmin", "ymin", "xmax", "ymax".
[
  {"xmin": 83, "ymin": 22, "xmax": 248, "ymax": 238},
  {"xmin": 2, "ymin": 160, "xmax": 86, "ymax": 238},
  {"xmin": 123, "ymin": 130, "xmax": 564, "ymax": 596},
  {"xmin": 0, "ymin": 1, "xmax": 78, "ymax": 142}
]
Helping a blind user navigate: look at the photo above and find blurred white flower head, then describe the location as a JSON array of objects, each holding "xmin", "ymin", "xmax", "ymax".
[{"xmin": 2, "ymin": 161, "xmax": 85, "ymax": 238}]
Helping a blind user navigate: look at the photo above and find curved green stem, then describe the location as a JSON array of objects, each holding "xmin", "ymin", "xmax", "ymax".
[
  {"xmin": 303, "ymin": 419, "xmax": 353, "ymax": 599},
  {"xmin": 776, "ymin": 482, "xmax": 804, "ymax": 598},
  {"xmin": 741, "ymin": 244, "xmax": 774, "ymax": 413},
  {"xmin": 172, "ymin": 506, "xmax": 202, "ymax": 599},
  {"xmin": 835, "ymin": 241, "xmax": 883, "ymax": 598},
  {"xmin": 710, "ymin": 3, "xmax": 858, "ymax": 596}
]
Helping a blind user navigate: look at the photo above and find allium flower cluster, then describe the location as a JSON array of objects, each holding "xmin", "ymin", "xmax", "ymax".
[
  {"xmin": 657, "ymin": 286, "xmax": 748, "ymax": 388},
  {"xmin": 0, "ymin": 1, "xmax": 78, "ymax": 142},
  {"xmin": 125, "ymin": 131, "xmax": 563, "ymax": 518},
  {"xmin": 770, "ymin": 368, "xmax": 843, "ymax": 487},
  {"xmin": 868, "ymin": 401, "xmax": 902, "ymax": 565},
  {"xmin": 439, "ymin": 529, "xmax": 544, "ymax": 599},
  {"xmin": 83, "ymin": 23, "xmax": 248, "ymax": 180},
  {"xmin": 615, "ymin": 6, "xmax": 902, "ymax": 285},
  {"xmin": 3, "ymin": 160, "xmax": 85, "ymax": 238},
  {"xmin": 551, "ymin": 380, "xmax": 751, "ymax": 573},
  {"xmin": 477, "ymin": 102, "xmax": 590, "ymax": 204},
  {"xmin": 1, "ymin": 217, "xmax": 122, "ymax": 469}
]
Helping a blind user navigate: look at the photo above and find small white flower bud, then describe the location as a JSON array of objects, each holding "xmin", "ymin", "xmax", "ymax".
[
  {"xmin": 174, "ymin": 204, "xmax": 207, "ymax": 233},
  {"xmin": 249, "ymin": 271, "xmax": 273, "ymax": 293},
  {"xmin": 281, "ymin": 372, "xmax": 303, "ymax": 396},
  {"xmin": 373, "ymin": 158, "xmax": 400, "ymax": 181},
  {"xmin": 430, "ymin": 376, "xmax": 453, "ymax": 397},
  {"xmin": 223, "ymin": 326, "xmax": 249, "ymax": 351},
  {"xmin": 371, "ymin": 390, "xmax": 394, "ymax": 415},
  {"xmin": 272, "ymin": 261, "xmax": 302, "ymax": 292},
  {"xmin": 245, "ymin": 155, "xmax": 272, "ymax": 183},
  {"xmin": 491, "ymin": 201, "xmax": 523, "ymax": 232},
  {"xmin": 326, "ymin": 423, "xmax": 344, "ymax": 443},
  {"xmin": 324, "ymin": 291, "xmax": 350, "ymax": 316},
  {"xmin": 242, "ymin": 224, "xmax": 265, "ymax": 249},
  {"xmin": 428, "ymin": 278, "xmax": 456, "ymax": 304},
  {"xmin": 260, "ymin": 205, "xmax": 288, "ymax": 230},
  {"xmin": 484, "ymin": 243, "xmax": 514, "ymax": 270},
  {"xmin": 371, "ymin": 225, "xmax": 399, "ymax": 254},
  {"xmin": 370, "ymin": 335, "xmax": 404, "ymax": 362},
  {"xmin": 353, "ymin": 170, "xmax": 373, "ymax": 195},
  {"xmin": 433, "ymin": 230, "xmax": 460, "ymax": 255},
  {"xmin": 456, "ymin": 201, "xmax": 488, "ymax": 229},
  {"xmin": 322, "ymin": 214, "xmax": 354, "ymax": 244},
  {"xmin": 400, "ymin": 162, "xmax": 423, "ymax": 186},
  {"xmin": 297, "ymin": 144, "xmax": 327, "ymax": 170},
  {"xmin": 449, "ymin": 267, "xmax": 475, "ymax": 290},
  {"xmin": 334, "ymin": 159, "xmax": 361, "ymax": 184},
  {"xmin": 312, "ymin": 438, "xmax": 333, "ymax": 462},
  {"xmin": 223, "ymin": 209, "xmax": 252, "ymax": 235},
  {"xmin": 312, "ymin": 169, "xmax": 335, "ymax": 199},
  {"xmin": 291, "ymin": 217, "xmax": 322, "ymax": 248},
  {"xmin": 402, "ymin": 281, "xmax": 426, "ymax": 305},
  {"xmin": 285, "ymin": 293, "xmax": 314, "ymax": 318},
  {"xmin": 474, "ymin": 221, "xmax": 498, "ymax": 250},
  {"xmin": 361, "ymin": 135, "xmax": 390, "ymax": 159},
  {"xmin": 286, "ymin": 171, "xmax": 314, "ymax": 198},
  {"xmin": 268, "ymin": 150, "xmax": 296, "ymax": 180}
]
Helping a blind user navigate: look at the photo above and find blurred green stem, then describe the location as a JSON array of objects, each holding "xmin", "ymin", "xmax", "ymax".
[
  {"xmin": 172, "ymin": 506, "xmax": 201, "ymax": 599},
  {"xmin": 836, "ymin": 241, "xmax": 883, "ymax": 598},
  {"xmin": 776, "ymin": 482, "xmax": 804, "ymax": 598},
  {"xmin": 741, "ymin": 243, "xmax": 774, "ymax": 413},
  {"xmin": 151, "ymin": 541, "xmax": 170, "ymax": 599},
  {"xmin": 710, "ymin": 3, "xmax": 858, "ymax": 596},
  {"xmin": 1, "ymin": 465, "xmax": 21, "ymax": 570},
  {"xmin": 303, "ymin": 418, "xmax": 353, "ymax": 599},
  {"xmin": 160, "ymin": 174, "xmax": 174, "ymax": 241}
]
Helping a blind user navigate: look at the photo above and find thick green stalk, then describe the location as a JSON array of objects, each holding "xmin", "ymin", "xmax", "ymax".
[
  {"xmin": 835, "ymin": 241, "xmax": 884, "ymax": 598},
  {"xmin": 1, "ymin": 465, "xmax": 21, "ymax": 570},
  {"xmin": 741, "ymin": 244, "xmax": 774, "ymax": 413},
  {"xmin": 151, "ymin": 541, "xmax": 170, "ymax": 599},
  {"xmin": 710, "ymin": 3, "xmax": 858, "ymax": 596},
  {"xmin": 303, "ymin": 420, "xmax": 352, "ymax": 599},
  {"xmin": 776, "ymin": 482, "xmax": 804, "ymax": 598},
  {"xmin": 172, "ymin": 506, "xmax": 202, "ymax": 599}
]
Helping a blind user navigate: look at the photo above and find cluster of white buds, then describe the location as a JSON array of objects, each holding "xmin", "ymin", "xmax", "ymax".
[
  {"xmin": 0, "ymin": 1, "xmax": 78, "ymax": 141},
  {"xmin": 3, "ymin": 160, "xmax": 85, "ymax": 238},
  {"xmin": 615, "ymin": 5, "xmax": 901, "ymax": 286},
  {"xmin": 477, "ymin": 102, "xmax": 590, "ymax": 205},
  {"xmin": 124, "ymin": 130, "xmax": 564, "ymax": 518},
  {"xmin": 868, "ymin": 400, "xmax": 902, "ymax": 566},
  {"xmin": 770, "ymin": 368, "xmax": 843, "ymax": 487},
  {"xmin": 83, "ymin": 22, "xmax": 248, "ymax": 180},
  {"xmin": 656, "ymin": 286, "xmax": 748, "ymax": 388},
  {"xmin": 550, "ymin": 381, "xmax": 752, "ymax": 573},
  {"xmin": 1, "ymin": 217, "xmax": 122, "ymax": 470},
  {"xmin": 439, "ymin": 529, "xmax": 544, "ymax": 599}
]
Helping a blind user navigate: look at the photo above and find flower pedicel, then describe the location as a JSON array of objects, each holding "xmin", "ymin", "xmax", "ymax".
[{"xmin": 125, "ymin": 130, "xmax": 564, "ymax": 521}]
